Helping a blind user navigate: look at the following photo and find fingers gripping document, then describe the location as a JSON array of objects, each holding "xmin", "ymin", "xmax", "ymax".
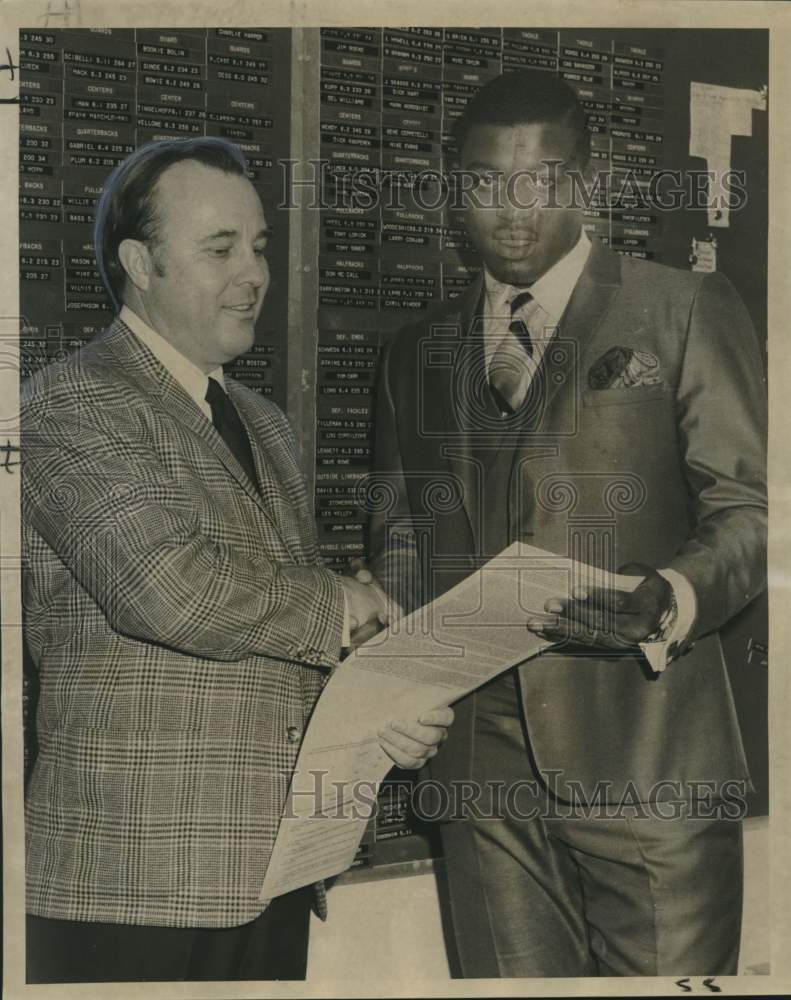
[{"xmin": 259, "ymin": 542, "xmax": 639, "ymax": 903}]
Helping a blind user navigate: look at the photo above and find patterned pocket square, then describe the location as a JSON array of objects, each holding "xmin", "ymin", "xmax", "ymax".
[{"xmin": 588, "ymin": 346, "xmax": 662, "ymax": 390}]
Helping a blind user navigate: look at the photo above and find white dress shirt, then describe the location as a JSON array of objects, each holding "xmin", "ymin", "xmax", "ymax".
[
  {"xmin": 120, "ymin": 305, "xmax": 225, "ymax": 419},
  {"xmin": 480, "ymin": 234, "xmax": 695, "ymax": 671},
  {"xmin": 483, "ymin": 227, "xmax": 592, "ymax": 389}
]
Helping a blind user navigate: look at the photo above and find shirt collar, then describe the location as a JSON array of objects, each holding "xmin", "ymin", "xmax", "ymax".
[
  {"xmin": 120, "ymin": 305, "xmax": 225, "ymax": 407},
  {"xmin": 484, "ymin": 228, "xmax": 591, "ymax": 324}
]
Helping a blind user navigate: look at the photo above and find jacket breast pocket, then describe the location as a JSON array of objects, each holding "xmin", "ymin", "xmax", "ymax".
[{"xmin": 582, "ymin": 384, "xmax": 668, "ymax": 408}]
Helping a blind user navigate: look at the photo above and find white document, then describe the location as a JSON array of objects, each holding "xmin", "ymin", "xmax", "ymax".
[{"xmin": 259, "ymin": 541, "xmax": 640, "ymax": 902}]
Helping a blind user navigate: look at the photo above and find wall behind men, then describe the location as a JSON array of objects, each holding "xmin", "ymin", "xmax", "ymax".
[
  {"xmin": 18, "ymin": 26, "xmax": 293, "ymax": 407},
  {"xmin": 18, "ymin": 26, "xmax": 769, "ymax": 840}
]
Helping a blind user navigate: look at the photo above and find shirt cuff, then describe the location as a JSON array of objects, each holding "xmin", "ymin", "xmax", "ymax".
[{"xmin": 639, "ymin": 568, "xmax": 697, "ymax": 673}]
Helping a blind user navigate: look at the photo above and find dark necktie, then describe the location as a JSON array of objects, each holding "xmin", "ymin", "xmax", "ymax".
[
  {"xmin": 508, "ymin": 290, "xmax": 535, "ymax": 356},
  {"xmin": 205, "ymin": 377, "xmax": 259, "ymax": 490},
  {"xmin": 489, "ymin": 290, "xmax": 535, "ymax": 415}
]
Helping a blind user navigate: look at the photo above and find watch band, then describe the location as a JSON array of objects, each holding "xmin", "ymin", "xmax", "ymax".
[{"xmin": 644, "ymin": 589, "xmax": 678, "ymax": 644}]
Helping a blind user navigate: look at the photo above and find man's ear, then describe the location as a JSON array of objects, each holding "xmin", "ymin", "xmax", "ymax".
[{"xmin": 118, "ymin": 239, "xmax": 153, "ymax": 292}]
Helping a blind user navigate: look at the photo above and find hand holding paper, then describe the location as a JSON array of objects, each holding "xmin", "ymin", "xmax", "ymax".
[
  {"xmin": 342, "ymin": 557, "xmax": 404, "ymax": 648},
  {"xmin": 340, "ymin": 573, "xmax": 398, "ymax": 631},
  {"xmin": 528, "ymin": 562, "xmax": 671, "ymax": 651},
  {"xmin": 259, "ymin": 542, "xmax": 648, "ymax": 904},
  {"xmin": 378, "ymin": 706, "xmax": 454, "ymax": 770}
]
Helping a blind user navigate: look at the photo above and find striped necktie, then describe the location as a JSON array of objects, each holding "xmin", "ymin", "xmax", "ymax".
[{"xmin": 488, "ymin": 290, "xmax": 535, "ymax": 415}]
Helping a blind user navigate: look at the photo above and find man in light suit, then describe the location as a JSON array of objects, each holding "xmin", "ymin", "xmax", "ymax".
[
  {"xmin": 369, "ymin": 70, "xmax": 766, "ymax": 977},
  {"xmin": 22, "ymin": 137, "xmax": 452, "ymax": 983}
]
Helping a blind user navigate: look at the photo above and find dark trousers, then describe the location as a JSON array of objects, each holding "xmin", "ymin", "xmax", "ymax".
[
  {"xmin": 26, "ymin": 886, "xmax": 312, "ymax": 983},
  {"xmin": 441, "ymin": 671, "xmax": 743, "ymax": 978}
]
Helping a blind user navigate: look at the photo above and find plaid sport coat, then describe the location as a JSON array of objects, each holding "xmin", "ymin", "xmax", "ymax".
[{"xmin": 22, "ymin": 317, "xmax": 345, "ymax": 928}]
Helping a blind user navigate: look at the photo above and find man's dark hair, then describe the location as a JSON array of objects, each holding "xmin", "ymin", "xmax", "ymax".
[
  {"xmin": 94, "ymin": 137, "xmax": 248, "ymax": 309},
  {"xmin": 454, "ymin": 70, "xmax": 591, "ymax": 170}
]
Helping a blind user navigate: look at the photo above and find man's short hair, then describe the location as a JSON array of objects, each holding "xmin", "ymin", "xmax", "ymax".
[
  {"xmin": 454, "ymin": 70, "xmax": 591, "ymax": 170},
  {"xmin": 94, "ymin": 137, "xmax": 248, "ymax": 308}
]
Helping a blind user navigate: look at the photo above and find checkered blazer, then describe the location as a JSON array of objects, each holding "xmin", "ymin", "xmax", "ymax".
[{"xmin": 22, "ymin": 317, "xmax": 344, "ymax": 928}]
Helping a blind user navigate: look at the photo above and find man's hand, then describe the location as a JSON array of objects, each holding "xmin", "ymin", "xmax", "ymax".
[
  {"xmin": 340, "ymin": 575, "xmax": 389, "ymax": 631},
  {"xmin": 346, "ymin": 556, "xmax": 374, "ymax": 586},
  {"xmin": 378, "ymin": 707, "xmax": 454, "ymax": 770},
  {"xmin": 341, "ymin": 559, "xmax": 404, "ymax": 649},
  {"xmin": 527, "ymin": 563, "xmax": 673, "ymax": 652}
]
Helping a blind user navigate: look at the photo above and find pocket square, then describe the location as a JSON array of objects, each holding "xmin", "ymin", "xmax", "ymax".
[{"xmin": 588, "ymin": 346, "xmax": 662, "ymax": 390}]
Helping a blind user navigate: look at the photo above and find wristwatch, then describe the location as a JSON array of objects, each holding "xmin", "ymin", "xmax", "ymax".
[{"xmin": 644, "ymin": 590, "xmax": 678, "ymax": 643}]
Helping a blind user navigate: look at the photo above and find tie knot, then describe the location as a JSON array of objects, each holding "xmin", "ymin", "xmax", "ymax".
[
  {"xmin": 205, "ymin": 376, "xmax": 225, "ymax": 406},
  {"xmin": 510, "ymin": 290, "xmax": 533, "ymax": 316}
]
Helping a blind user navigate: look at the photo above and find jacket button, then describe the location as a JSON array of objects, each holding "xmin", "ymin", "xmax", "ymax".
[{"xmin": 286, "ymin": 725, "xmax": 302, "ymax": 744}]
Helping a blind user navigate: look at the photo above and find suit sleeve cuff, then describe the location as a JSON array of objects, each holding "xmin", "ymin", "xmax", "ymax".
[
  {"xmin": 639, "ymin": 568, "xmax": 697, "ymax": 673},
  {"xmin": 341, "ymin": 586, "xmax": 351, "ymax": 648}
]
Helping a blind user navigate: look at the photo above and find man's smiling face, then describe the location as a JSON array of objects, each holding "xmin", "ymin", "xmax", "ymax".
[
  {"xmin": 460, "ymin": 120, "xmax": 585, "ymax": 286},
  {"xmin": 135, "ymin": 160, "xmax": 271, "ymax": 372}
]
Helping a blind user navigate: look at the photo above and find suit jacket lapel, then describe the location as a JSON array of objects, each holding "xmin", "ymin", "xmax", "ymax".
[
  {"xmin": 226, "ymin": 381, "xmax": 315, "ymax": 562},
  {"xmin": 98, "ymin": 319, "xmax": 303, "ymax": 561},
  {"xmin": 225, "ymin": 380, "xmax": 290, "ymax": 500},
  {"xmin": 542, "ymin": 237, "xmax": 623, "ymax": 420},
  {"xmin": 438, "ymin": 275, "xmax": 489, "ymax": 553},
  {"xmin": 495, "ymin": 239, "xmax": 623, "ymax": 539},
  {"xmin": 490, "ymin": 237, "xmax": 623, "ymax": 438}
]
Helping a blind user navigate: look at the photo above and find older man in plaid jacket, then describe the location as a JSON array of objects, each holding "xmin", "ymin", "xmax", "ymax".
[{"xmin": 21, "ymin": 138, "xmax": 452, "ymax": 983}]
